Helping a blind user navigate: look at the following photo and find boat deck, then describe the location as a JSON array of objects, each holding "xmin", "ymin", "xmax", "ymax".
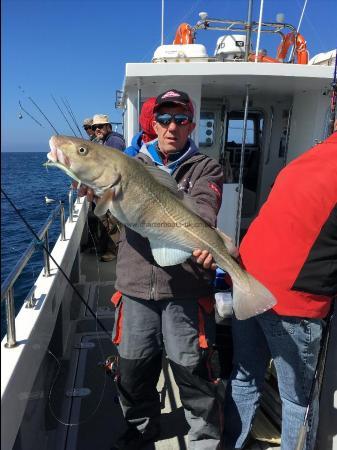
[
  {"xmin": 48, "ymin": 247, "xmax": 190, "ymax": 450},
  {"xmin": 42, "ymin": 247, "xmax": 280, "ymax": 450}
]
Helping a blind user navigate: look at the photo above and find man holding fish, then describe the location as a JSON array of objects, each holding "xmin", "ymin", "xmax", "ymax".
[
  {"xmin": 46, "ymin": 89, "xmax": 276, "ymax": 449},
  {"xmin": 110, "ymin": 89, "xmax": 225, "ymax": 449}
]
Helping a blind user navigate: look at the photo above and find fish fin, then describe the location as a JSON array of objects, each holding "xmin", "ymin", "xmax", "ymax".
[
  {"xmin": 94, "ymin": 189, "xmax": 115, "ymax": 216},
  {"xmin": 149, "ymin": 240, "xmax": 191, "ymax": 266},
  {"xmin": 214, "ymin": 228, "xmax": 239, "ymax": 258},
  {"xmin": 144, "ymin": 165, "xmax": 201, "ymax": 215},
  {"xmin": 232, "ymin": 273, "xmax": 277, "ymax": 320},
  {"xmin": 144, "ymin": 166, "xmax": 182, "ymax": 196}
]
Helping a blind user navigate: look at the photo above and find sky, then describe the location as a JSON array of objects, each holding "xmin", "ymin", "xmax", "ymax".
[{"xmin": 2, "ymin": 0, "xmax": 337, "ymax": 152}]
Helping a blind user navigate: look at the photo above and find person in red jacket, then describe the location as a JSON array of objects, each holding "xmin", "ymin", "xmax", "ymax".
[
  {"xmin": 219, "ymin": 130, "xmax": 337, "ymax": 450},
  {"xmin": 195, "ymin": 124, "xmax": 337, "ymax": 450}
]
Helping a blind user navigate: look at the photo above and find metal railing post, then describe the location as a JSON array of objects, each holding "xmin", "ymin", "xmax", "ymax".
[
  {"xmin": 244, "ymin": 0, "xmax": 254, "ymax": 61},
  {"xmin": 60, "ymin": 201, "xmax": 66, "ymax": 240},
  {"xmin": 1, "ymin": 191, "xmax": 78, "ymax": 346},
  {"xmin": 235, "ymin": 84, "xmax": 250, "ymax": 247},
  {"xmin": 68, "ymin": 189, "xmax": 74, "ymax": 222},
  {"xmin": 5, "ymin": 287, "xmax": 17, "ymax": 348},
  {"xmin": 43, "ymin": 230, "xmax": 51, "ymax": 277}
]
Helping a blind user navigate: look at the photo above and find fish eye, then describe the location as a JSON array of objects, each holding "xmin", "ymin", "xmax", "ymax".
[{"xmin": 78, "ymin": 146, "xmax": 88, "ymax": 156}]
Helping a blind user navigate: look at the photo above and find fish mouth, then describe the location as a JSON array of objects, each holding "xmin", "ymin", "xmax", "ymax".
[{"xmin": 43, "ymin": 138, "xmax": 82, "ymax": 184}]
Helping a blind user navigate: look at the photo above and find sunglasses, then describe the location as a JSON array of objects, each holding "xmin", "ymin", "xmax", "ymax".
[
  {"xmin": 92, "ymin": 124, "xmax": 107, "ymax": 131},
  {"xmin": 83, "ymin": 126, "xmax": 92, "ymax": 131},
  {"xmin": 155, "ymin": 113, "xmax": 192, "ymax": 126}
]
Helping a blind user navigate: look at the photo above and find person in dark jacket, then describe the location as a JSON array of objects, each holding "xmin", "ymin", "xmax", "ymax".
[
  {"xmin": 92, "ymin": 114, "xmax": 125, "ymax": 151},
  {"xmin": 124, "ymin": 97, "xmax": 157, "ymax": 156},
  {"xmin": 82, "ymin": 117, "xmax": 96, "ymax": 141},
  {"xmin": 197, "ymin": 128, "xmax": 337, "ymax": 450},
  {"xmin": 111, "ymin": 89, "xmax": 224, "ymax": 450},
  {"xmin": 90, "ymin": 114, "xmax": 125, "ymax": 261}
]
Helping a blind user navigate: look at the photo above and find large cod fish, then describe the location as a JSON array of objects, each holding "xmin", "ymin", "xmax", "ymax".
[{"xmin": 46, "ymin": 135, "xmax": 276, "ymax": 319}]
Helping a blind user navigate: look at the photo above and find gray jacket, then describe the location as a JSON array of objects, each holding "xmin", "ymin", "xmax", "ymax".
[{"xmin": 115, "ymin": 144, "xmax": 224, "ymax": 300}]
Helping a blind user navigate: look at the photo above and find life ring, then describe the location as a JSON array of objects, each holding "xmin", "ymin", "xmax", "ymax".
[
  {"xmin": 173, "ymin": 23, "xmax": 194, "ymax": 45},
  {"xmin": 248, "ymin": 53, "xmax": 280, "ymax": 63},
  {"xmin": 277, "ymin": 32, "xmax": 308, "ymax": 64},
  {"xmin": 249, "ymin": 31, "xmax": 308, "ymax": 64}
]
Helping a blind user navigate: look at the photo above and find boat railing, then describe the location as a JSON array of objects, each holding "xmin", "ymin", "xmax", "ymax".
[
  {"xmin": 193, "ymin": 17, "xmax": 296, "ymax": 36},
  {"xmin": 1, "ymin": 188, "xmax": 77, "ymax": 349}
]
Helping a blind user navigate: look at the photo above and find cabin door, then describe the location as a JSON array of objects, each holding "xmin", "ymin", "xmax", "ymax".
[
  {"xmin": 214, "ymin": 110, "xmax": 265, "ymax": 241},
  {"xmin": 198, "ymin": 104, "xmax": 240, "ymax": 240}
]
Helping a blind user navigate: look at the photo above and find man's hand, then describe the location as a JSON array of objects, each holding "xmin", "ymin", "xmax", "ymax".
[
  {"xmin": 72, "ymin": 181, "xmax": 96, "ymax": 202},
  {"xmin": 193, "ymin": 249, "xmax": 217, "ymax": 270}
]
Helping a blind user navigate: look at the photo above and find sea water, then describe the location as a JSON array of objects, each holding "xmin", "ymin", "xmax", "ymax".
[{"xmin": 1, "ymin": 152, "xmax": 71, "ymax": 338}]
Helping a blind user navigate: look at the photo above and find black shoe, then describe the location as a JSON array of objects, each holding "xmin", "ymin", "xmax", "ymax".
[{"xmin": 112, "ymin": 423, "xmax": 160, "ymax": 450}]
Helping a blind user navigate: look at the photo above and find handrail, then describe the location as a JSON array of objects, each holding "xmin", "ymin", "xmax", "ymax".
[
  {"xmin": 1, "ymin": 203, "xmax": 62, "ymax": 300},
  {"xmin": 1, "ymin": 188, "xmax": 77, "ymax": 348},
  {"xmin": 265, "ymin": 106, "xmax": 274, "ymax": 165},
  {"xmin": 193, "ymin": 17, "xmax": 296, "ymax": 35}
]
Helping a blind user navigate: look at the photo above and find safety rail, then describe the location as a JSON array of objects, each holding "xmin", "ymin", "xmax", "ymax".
[
  {"xmin": 193, "ymin": 17, "xmax": 296, "ymax": 36},
  {"xmin": 1, "ymin": 189, "xmax": 77, "ymax": 348},
  {"xmin": 192, "ymin": 15, "xmax": 298, "ymax": 63}
]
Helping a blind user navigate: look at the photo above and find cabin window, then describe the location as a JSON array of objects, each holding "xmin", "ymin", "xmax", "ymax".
[
  {"xmin": 227, "ymin": 118, "xmax": 255, "ymax": 145},
  {"xmin": 199, "ymin": 112, "xmax": 215, "ymax": 146}
]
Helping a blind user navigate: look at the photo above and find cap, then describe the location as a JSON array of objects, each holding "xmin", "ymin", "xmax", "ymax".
[
  {"xmin": 154, "ymin": 89, "xmax": 194, "ymax": 117},
  {"xmin": 83, "ymin": 118, "xmax": 93, "ymax": 126},
  {"xmin": 92, "ymin": 114, "xmax": 110, "ymax": 126}
]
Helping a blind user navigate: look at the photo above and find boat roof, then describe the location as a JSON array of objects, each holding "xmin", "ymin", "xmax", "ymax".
[{"xmin": 123, "ymin": 61, "xmax": 334, "ymax": 97}]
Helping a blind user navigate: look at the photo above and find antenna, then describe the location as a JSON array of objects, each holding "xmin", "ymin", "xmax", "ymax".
[
  {"xmin": 255, "ymin": 0, "xmax": 265, "ymax": 62},
  {"xmin": 199, "ymin": 12, "xmax": 208, "ymax": 20},
  {"xmin": 288, "ymin": 0, "xmax": 309, "ymax": 62},
  {"xmin": 161, "ymin": 0, "xmax": 164, "ymax": 45},
  {"xmin": 276, "ymin": 12, "xmax": 285, "ymax": 23}
]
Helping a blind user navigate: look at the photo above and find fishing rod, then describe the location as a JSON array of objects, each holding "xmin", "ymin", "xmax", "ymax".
[
  {"xmin": 327, "ymin": 49, "xmax": 337, "ymax": 136},
  {"xmin": 65, "ymin": 97, "xmax": 84, "ymax": 138},
  {"xmin": 18, "ymin": 100, "xmax": 44, "ymax": 127},
  {"xmin": 28, "ymin": 96, "xmax": 60, "ymax": 135},
  {"xmin": 1, "ymin": 187, "xmax": 111, "ymax": 340},
  {"xmin": 61, "ymin": 97, "xmax": 84, "ymax": 138},
  {"xmin": 51, "ymin": 94, "xmax": 78, "ymax": 137},
  {"xmin": 295, "ymin": 299, "xmax": 335, "ymax": 450}
]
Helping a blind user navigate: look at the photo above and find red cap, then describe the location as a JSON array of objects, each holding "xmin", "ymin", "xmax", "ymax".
[{"xmin": 154, "ymin": 89, "xmax": 194, "ymax": 117}]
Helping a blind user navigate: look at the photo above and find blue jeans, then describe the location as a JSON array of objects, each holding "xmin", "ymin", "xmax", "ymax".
[{"xmin": 223, "ymin": 311, "xmax": 324, "ymax": 450}]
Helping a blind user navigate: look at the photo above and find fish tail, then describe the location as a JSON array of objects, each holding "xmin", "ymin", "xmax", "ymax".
[{"xmin": 232, "ymin": 273, "xmax": 277, "ymax": 320}]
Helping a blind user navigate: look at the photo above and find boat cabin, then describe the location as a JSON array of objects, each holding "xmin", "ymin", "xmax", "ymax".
[{"xmin": 120, "ymin": 35, "xmax": 334, "ymax": 241}]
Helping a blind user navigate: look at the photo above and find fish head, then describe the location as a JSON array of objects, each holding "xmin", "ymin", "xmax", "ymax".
[{"xmin": 46, "ymin": 135, "xmax": 122, "ymax": 196}]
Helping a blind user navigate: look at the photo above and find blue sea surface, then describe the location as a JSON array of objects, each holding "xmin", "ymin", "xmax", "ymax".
[{"xmin": 1, "ymin": 152, "xmax": 72, "ymax": 338}]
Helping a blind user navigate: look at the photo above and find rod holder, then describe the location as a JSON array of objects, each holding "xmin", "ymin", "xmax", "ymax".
[
  {"xmin": 68, "ymin": 189, "xmax": 74, "ymax": 222},
  {"xmin": 43, "ymin": 230, "xmax": 51, "ymax": 277},
  {"xmin": 60, "ymin": 201, "xmax": 66, "ymax": 240}
]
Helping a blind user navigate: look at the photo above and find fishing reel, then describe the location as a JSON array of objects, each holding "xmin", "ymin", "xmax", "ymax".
[{"xmin": 98, "ymin": 355, "xmax": 118, "ymax": 379}]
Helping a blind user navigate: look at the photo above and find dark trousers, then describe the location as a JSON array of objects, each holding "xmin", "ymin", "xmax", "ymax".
[{"xmin": 113, "ymin": 295, "xmax": 224, "ymax": 450}]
